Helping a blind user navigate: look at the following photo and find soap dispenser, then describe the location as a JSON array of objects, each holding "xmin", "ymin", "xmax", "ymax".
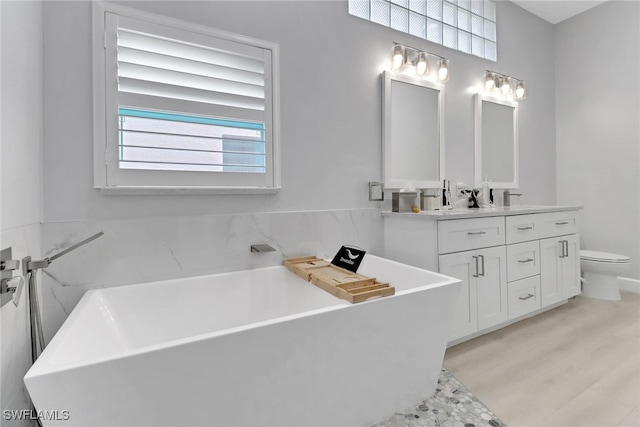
[{"xmin": 481, "ymin": 182, "xmax": 490, "ymax": 207}]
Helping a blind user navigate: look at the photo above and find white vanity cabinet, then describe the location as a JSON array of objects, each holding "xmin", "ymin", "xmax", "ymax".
[
  {"xmin": 510, "ymin": 211, "xmax": 581, "ymax": 307},
  {"xmin": 538, "ymin": 212, "xmax": 581, "ymax": 303},
  {"xmin": 440, "ymin": 246, "xmax": 508, "ymax": 341},
  {"xmin": 437, "ymin": 218, "xmax": 508, "ymax": 342},
  {"xmin": 539, "ymin": 211, "xmax": 581, "ymax": 305},
  {"xmin": 383, "ymin": 206, "xmax": 581, "ymax": 345},
  {"xmin": 505, "ymin": 216, "xmax": 543, "ymax": 321}
]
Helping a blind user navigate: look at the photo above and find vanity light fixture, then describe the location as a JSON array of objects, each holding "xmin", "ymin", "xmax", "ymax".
[
  {"xmin": 484, "ymin": 70, "xmax": 527, "ymax": 101},
  {"xmin": 515, "ymin": 80, "xmax": 526, "ymax": 100},
  {"xmin": 391, "ymin": 44, "xmax": 405, "ymax": 70},
  {"xmin": 484, "ymin": 71, "xmax": 495, "ymax": 90},
  {"xmin": 391, "ymin": 43, "xmax": 449, "ymax": 82},
  {"xmin": 499, "ymin": 76, "xmax": 511, "ymax": 95},
  {"xmin": 437, "ymin": 58, "xmax": 450, "ymax": 82},
  {"xmin": 416, "ymin": 51, "xmax": 428, "ymax": 76}
]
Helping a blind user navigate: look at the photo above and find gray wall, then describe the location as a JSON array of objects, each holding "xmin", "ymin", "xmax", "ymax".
[
  {"xmin": 37, "ymin": 0, "xmax": 559, "ymax": 344},
  {"xmin": 555, "ymin": 0, "xmax": 640, "ymax": 280},
  {"xmin": 42, "ymin": 0, "xmax": 557, "ymax": 223},
  {"xmin": 1, "ymin": 1, "xmax": 43, "ymax": 422}
]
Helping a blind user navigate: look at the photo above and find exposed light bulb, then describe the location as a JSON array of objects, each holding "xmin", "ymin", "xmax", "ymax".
[
  {"xmin": 416, "ymin": 52, "xmax": 428, "ymax": 76},
  {"xmin": 500, "ymin": 76, "xmax": 511, "ymax": 95},
  {"xmin": 515, "ymin": 80, "xmax": 526, "ymax": 100},
  {"xmin": 392, "ymin": 53, "xmax": 404, "ymax": 69},
  {"xmin": 437, "ymin": 58, "xmax": 449, "ymax": 82},
  {"xmin": 392, "ymin": 45, "xmax": 405, "ymax": 70},
  {"xmin": 484, "ymin": 72, "xmax": 495, "ymax": 90}
]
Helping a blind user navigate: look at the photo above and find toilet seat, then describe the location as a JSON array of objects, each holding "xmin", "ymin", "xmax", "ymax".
[{"xmin": 580, "ymin": 250, "xmax": 630, "ymax": 264}]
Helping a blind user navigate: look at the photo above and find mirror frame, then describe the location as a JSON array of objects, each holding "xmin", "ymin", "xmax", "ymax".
[
  {"xmin": 382, "ymin": 71, "xmax": 445, "ymax": 190},
  {"xmin": 473, "ymin": 93, "xmax": 519, "ymax": 189}
]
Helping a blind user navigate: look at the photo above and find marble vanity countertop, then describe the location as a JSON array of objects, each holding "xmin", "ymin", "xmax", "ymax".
[{"xmin": 382, "ymin": 205, "xmax": 583, "ymax": 220}]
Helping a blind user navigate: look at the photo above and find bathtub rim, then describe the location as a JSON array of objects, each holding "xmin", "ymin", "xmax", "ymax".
[{"xmin": 26, "ymin": 255, "xmax": 460, "ymax": 377}]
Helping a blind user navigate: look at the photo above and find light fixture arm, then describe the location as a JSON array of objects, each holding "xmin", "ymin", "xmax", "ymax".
[{"xmin": 393, "ymin": 42, "xmax": 448, "ymax": 62}]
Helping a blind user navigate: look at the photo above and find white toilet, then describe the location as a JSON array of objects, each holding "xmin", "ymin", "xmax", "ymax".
[{"xmin": 580, "ymin": 250, "xmax": 630, "ymax": 301}]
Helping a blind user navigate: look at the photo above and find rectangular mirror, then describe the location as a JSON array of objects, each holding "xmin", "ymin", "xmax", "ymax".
[
  {"xmin": 474, "ymin": 93, "xmax": 519, "ymax": 189},
  {"xmin": 382, "ymin": 71, "xmax": 444, "ymax": 190}
]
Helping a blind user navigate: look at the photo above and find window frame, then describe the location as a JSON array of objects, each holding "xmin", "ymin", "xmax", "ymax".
[{"xmin": 92, "ymin": 2, "xmax": 281, "ymax": 194}]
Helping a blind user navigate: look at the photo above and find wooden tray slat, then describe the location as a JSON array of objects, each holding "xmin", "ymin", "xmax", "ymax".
[
  {"xmin": 338, "ymin": 282, "xmax": 390, "ymax": 294},
  {"xmin": 348, "ymin": 286, "xmax": 395, "ymax": 303},
  {"xmin": 283, "ymin": 256, "xmax": 395, "ymax": 303},
  {"xmin": 284, "ymin": 257, "xmax": 332, "ymax": 281}
]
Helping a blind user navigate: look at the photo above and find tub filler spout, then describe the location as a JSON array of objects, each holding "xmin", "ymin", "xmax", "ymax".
[{"xmin": 250, "ymin": 243, "xmax": 276, "ymax": 253}]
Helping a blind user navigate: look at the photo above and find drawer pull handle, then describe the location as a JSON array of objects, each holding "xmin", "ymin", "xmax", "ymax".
[
  {"xmin": 518, "ymin": 258, "xmax": 534, "ymax": 263},
  {"xmin": 467, "ymin": 231, "xmax": 487, "ymax": 236},
  {"xmin": 519, "ymin": 293, "xmax": 535, "ymax": 301},
  {"xmin": 555, "ymin": 221, "xmax": 569, "ymax": 226},
  {"xmin": 517, "ymin": 226, "xmax": 533, "ymax": 231}
]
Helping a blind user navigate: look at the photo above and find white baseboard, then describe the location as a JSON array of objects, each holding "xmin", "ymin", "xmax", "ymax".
[{"xmin": 619, "ymin": 276, "xmax": 640, "ymax": 294}]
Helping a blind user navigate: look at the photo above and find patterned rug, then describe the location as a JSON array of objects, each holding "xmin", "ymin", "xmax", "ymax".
[{"xmin": 371, "ymin": 368, "xmax": 507, "ymax": 427}]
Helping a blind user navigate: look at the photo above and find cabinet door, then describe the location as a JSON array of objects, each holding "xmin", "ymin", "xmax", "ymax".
[
  {"xmin": 561, "ymin": 234, "xmax": 581, "ymax": 298},
  {"xmin": 476, "ymin": 245, "xmax": 508, "ymax": 330},
  {"xmin": 540, "ymin": 237, "xmax": 563, "ymax": 306},
  {"xmin": 439, "ymin": 252, "xmax": 478, "ymax": 342},
  {"xmin": 540, "ymin": 234, "xmax": 581, "ymax": 306}
]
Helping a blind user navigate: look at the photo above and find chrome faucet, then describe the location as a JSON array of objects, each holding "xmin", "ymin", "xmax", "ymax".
[
  {"xmin": 21, "ymin": 231, "xmax": 104, "ymax": 362},
  {"xmin": 503, "ymin": 189, "xmax": 523, "ymax": 207},
  {"xmin": 250, "ymin": 244, "xmax": 276, "ymax": 253}
]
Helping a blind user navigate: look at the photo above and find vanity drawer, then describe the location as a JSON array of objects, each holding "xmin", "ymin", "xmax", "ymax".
[
  {"xmin": 538, "ymin": 211, "xmax": 579, "ymax": 238},
  {"xmin": 506, "ymin": 214, "xmax": 540, "ymax": 244},
  {"xmin": 508, "ymin": 275, "xmax": 541, "ymax": 320},
  {"xmin": 438, "ymin": 217, "xmax": 505, "ymax": 254},
  {"xmin": 507, "ymin": 240, "xmax": 540, "ymax": 282}
]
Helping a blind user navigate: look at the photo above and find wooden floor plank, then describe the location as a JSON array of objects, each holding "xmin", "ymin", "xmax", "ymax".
[{"xmin": 444, "ymin": 292, "xmax": 640, "ymax": 427}]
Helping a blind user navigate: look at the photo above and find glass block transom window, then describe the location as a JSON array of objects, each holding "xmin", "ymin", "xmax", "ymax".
[{"xmin": 349, "ymin": 0, "xmax": 497, "ymax": 61}]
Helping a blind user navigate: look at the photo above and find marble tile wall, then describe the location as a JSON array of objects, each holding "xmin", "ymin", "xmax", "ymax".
[{"xmin": 40, "ymin": 208, "xmax": 383, "ymax": 341}]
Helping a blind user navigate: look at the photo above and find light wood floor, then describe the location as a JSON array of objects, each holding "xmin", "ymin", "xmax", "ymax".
[{"xmin": 444, "ymin": 291, "xmax": 640, "ymax": 427}]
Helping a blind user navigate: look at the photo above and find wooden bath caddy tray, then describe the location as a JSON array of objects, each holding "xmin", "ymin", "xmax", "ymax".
[{"xmin": 284, "ymin": 256, "xmax": 395, "ymax": 303}]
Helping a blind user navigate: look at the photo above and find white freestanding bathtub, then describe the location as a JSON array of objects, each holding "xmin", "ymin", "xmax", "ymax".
[{"xmin": 25, "ymin": 255, "xmax": 460, "ymax": 427}]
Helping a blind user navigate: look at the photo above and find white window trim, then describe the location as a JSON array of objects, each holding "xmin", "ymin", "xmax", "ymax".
[{"xmin": 92, "ymin": 2, "xmax": 281, "ymax": 194}]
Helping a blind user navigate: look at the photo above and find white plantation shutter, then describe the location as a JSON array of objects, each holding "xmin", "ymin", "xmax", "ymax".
[
  {"xmin": 95, "ymin": 5, "xmax": 279, "ymax": 190},
  {"xmin": 114, "ymin": 15, "xmax": 269, "ymax": 120}
]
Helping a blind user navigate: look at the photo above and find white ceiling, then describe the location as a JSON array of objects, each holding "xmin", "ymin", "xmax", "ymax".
[{"xmin": 510, "ymin": 0, "xmax": 609, "ymax": 24}]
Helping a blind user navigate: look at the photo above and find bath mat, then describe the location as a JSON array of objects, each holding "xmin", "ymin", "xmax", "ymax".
[{"xmin": 371, "ymin": 368, "xmax": 507, "ymax": 427}]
